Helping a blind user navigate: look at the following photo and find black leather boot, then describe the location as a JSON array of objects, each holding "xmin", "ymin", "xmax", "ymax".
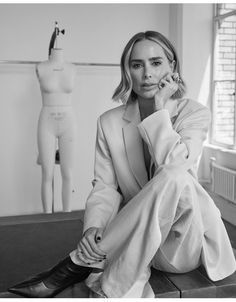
[{"xmin": 8, "ymin": 256, "xmax": 92, "ymax": 298}]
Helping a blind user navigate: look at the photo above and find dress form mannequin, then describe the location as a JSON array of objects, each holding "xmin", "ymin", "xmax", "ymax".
[{"xmin": 36, "ymin": 24, "xmax": 77, "ymax": 213}]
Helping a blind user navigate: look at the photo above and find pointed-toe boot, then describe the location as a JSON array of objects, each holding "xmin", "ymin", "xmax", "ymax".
[{"xmin": 8, "ymin": 256, "xmax": 92, "ymax": 298}]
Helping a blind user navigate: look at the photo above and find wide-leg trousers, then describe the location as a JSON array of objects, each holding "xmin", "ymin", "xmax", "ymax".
[{"xmin": 70, "ymin": 166, "xmax": 233, "ymax": 297}]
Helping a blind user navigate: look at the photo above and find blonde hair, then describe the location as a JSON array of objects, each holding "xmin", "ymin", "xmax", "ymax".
[{"xmin": 112, "ymin": 31, "xmax": 186, "ymax": 104}]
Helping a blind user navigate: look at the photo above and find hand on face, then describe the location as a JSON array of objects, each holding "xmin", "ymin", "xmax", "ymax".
[{"xmin": 154, "ymin": 72, "xmax": 179, "ymax": 110}]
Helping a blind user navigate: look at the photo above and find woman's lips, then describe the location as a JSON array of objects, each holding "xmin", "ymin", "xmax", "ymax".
[{"xmin": 142, "ymin": 83, "xmax": 158, "ymax": 91}]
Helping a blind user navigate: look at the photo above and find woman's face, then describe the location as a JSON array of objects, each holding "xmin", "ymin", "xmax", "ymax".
[{"xmin": 129, "ymin": 39, "xmax": 173, "ymax": 100}]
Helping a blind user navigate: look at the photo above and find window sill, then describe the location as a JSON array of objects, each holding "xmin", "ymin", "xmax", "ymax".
[
  {"xmin": 204, "ymin": 143, "xmax": 236, "ymax": 155},
  {"xmin": 202, "ymin": 142, "xmax": 236, "ymax": 171}
]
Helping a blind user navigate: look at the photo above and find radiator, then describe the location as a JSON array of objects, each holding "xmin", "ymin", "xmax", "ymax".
[{"xmin": 211, "ymin": 161, "xmax": 236, "ymax": 204}]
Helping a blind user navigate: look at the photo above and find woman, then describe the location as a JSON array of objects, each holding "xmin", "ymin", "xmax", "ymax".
[{"xmin": 9, "ymin": 31, "xmax": 236, "ymax": 298}]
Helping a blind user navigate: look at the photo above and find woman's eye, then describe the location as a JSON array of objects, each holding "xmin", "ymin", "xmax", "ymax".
[
  {"xmin": 131, "ymin": 63, "xmax": 142, "ymax": 69},
  {"xmin": 152, "ymin": 61, "xmax": 162, "ymax": 66}
]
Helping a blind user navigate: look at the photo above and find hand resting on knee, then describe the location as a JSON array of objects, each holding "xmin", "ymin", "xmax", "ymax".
[{"xmin": 77, "ymin": 227, "xmax": 107, "ymax": 265}]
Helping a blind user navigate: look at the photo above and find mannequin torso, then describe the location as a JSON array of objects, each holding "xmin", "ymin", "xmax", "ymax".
[{"xmin": 36, "ymin": 48, "xmax": 77, "ymax": 106}]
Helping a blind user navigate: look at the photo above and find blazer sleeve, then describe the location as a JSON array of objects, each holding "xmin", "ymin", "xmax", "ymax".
[
  {"xmin": 83, "ymin": 116, "xmax": 123, "ymax": 233},
  {"xmin": 137, "ymin": 104, "xmax": 211, "ymax": 172}
]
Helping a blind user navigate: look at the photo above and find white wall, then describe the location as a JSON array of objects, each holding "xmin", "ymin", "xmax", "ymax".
[
  {"xmin": 0, "ymin": 3, "xmax": 170, "ymax": 216},
  {"xmin": 182, "ymin": 4, "xmax": 214, "ymax": 182},
  {"xmin": 169, "ymin": 4, "xmax": 183, "ymax": 65},
  {"xmin": 0, "ymin": 3, "xmax": 169, "ymax": 62},
  {"xmin": 182, "ymin": 4, "xmax": 213, "ymax": 108},
  {"xmin": 169, "ymin": 4, "xmax": 214, "ymax": 182},
  {"xmin": 169, "ymin": 4, "xmax": 213, "ymax": 107}
]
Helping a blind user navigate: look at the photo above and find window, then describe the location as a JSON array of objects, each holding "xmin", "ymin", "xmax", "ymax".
[{"xmin": 212, "ymin": 4, "xmax": 236, "ymax": 148}]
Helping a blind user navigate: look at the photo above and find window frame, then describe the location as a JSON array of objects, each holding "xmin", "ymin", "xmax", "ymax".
[{"xmin": 210, "ymin": 4, "xmax": 236, "ymax": 150}]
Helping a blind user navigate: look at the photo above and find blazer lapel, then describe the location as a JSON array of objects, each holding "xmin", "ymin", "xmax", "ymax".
[
  {"xmin": 122, "ymin": 100, "xmax": 148, "ymax": 188},
  {"xmin": 122, "ymin": 98, "xmax": 179, "ymax": 188}
]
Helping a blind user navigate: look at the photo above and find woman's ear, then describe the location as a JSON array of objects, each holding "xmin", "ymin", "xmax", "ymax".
[{"xmin": 170, "ymin": 60, "xmax": 175, "ymax": 72}]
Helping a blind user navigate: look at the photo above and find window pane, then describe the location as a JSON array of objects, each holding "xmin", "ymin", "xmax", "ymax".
[
  {"xmin": 215, "ymin": 15, "xmax": 236, "ymax": 82},
  {"xmin": 214, "ymin": 81, "xmax": 235, "ymax": 145},
  {"xmin": 217, "ymin": 3, "xmax": 236, "ymax": 16},
  {"xmin": 213, "ymin": 12, "xmax": 236, "ymax": 146}
]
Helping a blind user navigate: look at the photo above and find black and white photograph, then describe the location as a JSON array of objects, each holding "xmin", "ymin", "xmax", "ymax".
[{"xmin": 0, "ymin": 1, "xmax": 236, "ymax": 299}]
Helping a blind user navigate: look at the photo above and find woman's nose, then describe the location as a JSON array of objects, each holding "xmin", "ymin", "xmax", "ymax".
[
  {"xmin": 144, "ymin": 73, "xmax": 152, "ymax": 79},
  {"xmin": 144, "ymin": 67, "xmax": 152, "ymax": 79}
]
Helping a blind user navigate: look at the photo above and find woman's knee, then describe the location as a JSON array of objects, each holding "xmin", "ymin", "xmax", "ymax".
[{"xmin": 154, "ymin": 165, "xmax": 190, "ymax": 183}]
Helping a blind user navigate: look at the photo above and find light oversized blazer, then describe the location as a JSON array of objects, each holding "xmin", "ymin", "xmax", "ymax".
[
  {"xmin": 84, "ymin": 98, "xmax": 211, "ymax": 231},
  {"xmin": 83, "ymin": 98, "xmax": 236, "ymax": 281}
]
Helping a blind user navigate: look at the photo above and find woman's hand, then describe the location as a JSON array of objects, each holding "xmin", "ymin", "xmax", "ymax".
[
  {"xmin": 76, "ymin": 227, "xmax": 106, "ymax": 265},
  {"xmin": 154, "ymin": 72, "xmax": 179, "ymax": 111}
]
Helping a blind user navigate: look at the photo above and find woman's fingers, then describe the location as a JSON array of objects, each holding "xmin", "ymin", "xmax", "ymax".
[
  {"xmin": 79, "ymin": 241, "xmax": 101, "ymax": 261},
  {"xmin": 84, "ymin": 227, "xmax": 106, "ymax": 256},
  {"xmin": 172, "ymin": 72, "xmax": 182, "ymax": 83},
  {"xmin": 159, "ymin": 73, "xmax": 178, "ymax": 90},
  {"xmin": 77, "ymin": 245, "xmax": 102, "ymax": 265},
  {"xmin": 159, "ymin": 73, "xmax": 174, "ymax": 85},
  {"xmin": 156, "ymin": 74, "xmax": 178, "ymax": 104},
  {"xmin": 165, "ymin": 73, "xmax": 174, "ymax": 83},
  {"xmin": 158, "ymin": 78, "xmax": 169, "ymax": 88},
  {"xmin": 76, "ymin": 227, "xmax": 106, "ymax": 264},
  {"xmin": 86, "ymin": 234, "xmax": 106, "ymax": 257},
  {"xmin": 80, "ymin": 238, "xmax": 105, "ymax": 260},
  {"xmin": 77, "ymin": 244, "xmax": 91, "ymax": 264},
  {"xmin": 155, "ymin": 72, "xmax": 180, "ymax": 108}
]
